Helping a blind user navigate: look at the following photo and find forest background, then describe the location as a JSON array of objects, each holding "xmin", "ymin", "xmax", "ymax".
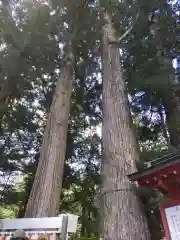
[{"xmin": 0, "ymin": 0, "xmax": 179, "ymax": 239}]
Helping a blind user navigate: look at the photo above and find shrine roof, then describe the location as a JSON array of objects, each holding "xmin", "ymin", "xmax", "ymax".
[{"xmin": 128, "ymin": 149, "xmax": 180, "ymax": 182}]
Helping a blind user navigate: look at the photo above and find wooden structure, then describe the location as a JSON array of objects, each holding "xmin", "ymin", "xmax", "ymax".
[
  {"xmin": 128, "ymin": 150, "xmax": 180, "ymax": 240},
  {"xmin": 0, "ymin": 214, "xmax": 78, "ymax": 240}
]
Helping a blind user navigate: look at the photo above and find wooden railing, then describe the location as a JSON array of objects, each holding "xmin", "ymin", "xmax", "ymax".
[{"xmin": 0, "ymin": 214, "xmax": 78, "ymax": 240}]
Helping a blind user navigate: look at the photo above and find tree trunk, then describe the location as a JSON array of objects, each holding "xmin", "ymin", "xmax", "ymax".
[
  {"xmin": 24, "ymin": 0, "xmax": 89, "ymax": 217},
  {"xmin": 25, "ymin": 47, "xmax": 75, "ymax": 217},
  {"xmin": 158, "ymin": 104, "xmax": 169, "ymax": 143},
  {"xmin": 100, "ymin": 8, "xmax": 151, "ymax": 240},
  {"xmin": 163, "ymin": 87, "xmax": 180, "ymax": 148}
]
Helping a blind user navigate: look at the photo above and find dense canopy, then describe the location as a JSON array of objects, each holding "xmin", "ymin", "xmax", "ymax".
[{"xmin": 0, "ymin": 0, "xmax": 179, "ymax": 239}]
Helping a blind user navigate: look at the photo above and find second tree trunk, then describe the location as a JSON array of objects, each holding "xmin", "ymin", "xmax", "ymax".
[{"xmin": 25, "ymin": 49, "xmax": 74, "ymax": 217}]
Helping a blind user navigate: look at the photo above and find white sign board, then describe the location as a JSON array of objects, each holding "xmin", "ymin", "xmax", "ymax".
[{"xmin": 165, "ymin": 205, "xmax": 180, "ymax": 239}]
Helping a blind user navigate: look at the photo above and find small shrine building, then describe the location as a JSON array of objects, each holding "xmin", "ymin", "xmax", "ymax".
[{"xmin": 128, "ymin": 150, "xmax": 180, "ymax": 240}]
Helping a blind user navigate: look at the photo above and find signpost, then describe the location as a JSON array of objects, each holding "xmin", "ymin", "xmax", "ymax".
[{"xmin": 160, "ymin": 201, "xmax": 180, "ymax": 240}]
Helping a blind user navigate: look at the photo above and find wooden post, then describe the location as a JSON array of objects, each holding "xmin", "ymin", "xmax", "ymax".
[{"xmin": 160, "ymin": 205, "xmax": 171, "ymax": 240}]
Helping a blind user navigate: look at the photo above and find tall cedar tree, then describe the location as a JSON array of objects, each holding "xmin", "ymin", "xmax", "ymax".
[
  {"xmin": 25, "ymin": 1, "xmax": 88, "ymax": 217},
  {"xmin": 100, "ymin": 5, "xmax": 151, "ymax": 240}
]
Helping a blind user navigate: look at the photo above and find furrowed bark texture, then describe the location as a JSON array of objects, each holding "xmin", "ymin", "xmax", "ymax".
[
  {"xmin": 100, "ymin": 9, "xmax": 151, "ymax": 240},
  {"xmin": 163, "ymin": 88, "xmax": 180, "ymax": 148},
  {"xmin": 25, "ymin": 50, "xmax": 74, "ymax": 217},
  {"xmin": 24, "ymin": 0, "xmax": 88, "ymax": 217}
]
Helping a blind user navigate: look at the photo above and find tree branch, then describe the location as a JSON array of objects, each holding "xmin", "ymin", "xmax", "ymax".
[{"xmin": 118, "ymin": 9, "xmax": 140, "ymax": 43}]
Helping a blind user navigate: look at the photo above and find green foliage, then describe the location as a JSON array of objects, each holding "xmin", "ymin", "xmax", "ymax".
[
  {"xmin": 77, "ymin": 238, "xmax": 98, "ymax": 240},
  {"xmin": 0, "ymin": 205, "xmax": 19, "ymax": 219},
  {"xmin": 0, "ymin": 0, "xmax": 179, "ymax": 239}
]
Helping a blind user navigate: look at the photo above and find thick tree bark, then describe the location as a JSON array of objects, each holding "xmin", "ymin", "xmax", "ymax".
[
  {"xmin": 24, "ymin": 0, "xmax": 89, "ymax": 217},
  {"xmin": 158, "ymin": 104, "xmax": 170, "ymax": 143},
  {"xmin": 100, "ymin": 8, "xmax": 151, "ymax": 240},
  {"xmin": 25, "ymin": 48, "xmax": 75, "ymax": 217},
  {"xmin": 163, "ymin": 87, "xmax": 180, "ymax": 148}
]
